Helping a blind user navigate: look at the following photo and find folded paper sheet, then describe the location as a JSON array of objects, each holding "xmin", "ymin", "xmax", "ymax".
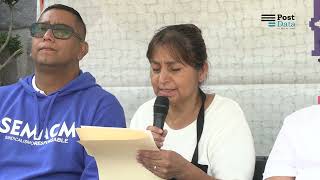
[{"xmin": 76, "ymin": 126, "xmax": 163, "ymax": 180}]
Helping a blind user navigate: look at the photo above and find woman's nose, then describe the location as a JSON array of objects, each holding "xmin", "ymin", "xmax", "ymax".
[{"xmin": 158, "ymin": 70, "xmax": 170, "ymax": 83}]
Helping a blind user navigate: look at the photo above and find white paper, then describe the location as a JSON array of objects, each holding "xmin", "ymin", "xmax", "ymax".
[{"xmin": 76, "ymin": 126, "xmax": 163, "ymax": 180}]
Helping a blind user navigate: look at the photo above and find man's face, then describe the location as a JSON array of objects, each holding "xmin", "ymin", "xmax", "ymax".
[{"xmin": 31, "ymin": 9, "xmax": 87, "ymax": 68}]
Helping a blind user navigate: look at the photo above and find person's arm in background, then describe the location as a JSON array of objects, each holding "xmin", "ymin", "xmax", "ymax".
[
  {"xmin": 263, "ymin": 117, "xmax": 297, "ymax": 180},
  {"xmin": 80, "ymin": 95, "xmax": 126, "ymax": 180}
]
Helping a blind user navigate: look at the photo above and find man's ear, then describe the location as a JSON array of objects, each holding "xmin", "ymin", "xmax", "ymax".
[
  {"xmin": 199, "ymin": 62, "xmax": 208, "ymax": 83},
  {"xmin": 78, "ymin": 41, "xmax": 88, "ymax": 61}
]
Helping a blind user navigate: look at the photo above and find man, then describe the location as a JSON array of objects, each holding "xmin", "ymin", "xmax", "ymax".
[
  {"xmin": 263, "ymin": 105, "xmax": 320, "ymax": 180},
  {"xmin": 0, "ymin": 4, "xmax": 126, "ymax": 179}
]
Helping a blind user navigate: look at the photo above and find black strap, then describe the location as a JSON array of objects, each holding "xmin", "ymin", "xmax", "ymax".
[
  {"xmin": 190, "ymin": 88, "xmax": 208, "ymax": 173},
  {"xmin": 170, "ymin": 89, "xmax": 208, "ymax": 180}
]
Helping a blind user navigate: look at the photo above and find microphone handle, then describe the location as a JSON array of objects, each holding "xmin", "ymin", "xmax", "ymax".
[{"xmin": 153, "ymin": 113, "xmax": 166, "ymax": 129}]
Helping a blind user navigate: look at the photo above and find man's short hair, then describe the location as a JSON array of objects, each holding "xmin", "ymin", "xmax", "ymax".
[{"xmin": 39, "ymin": 4, "xmax": 87, "ymax": 40}]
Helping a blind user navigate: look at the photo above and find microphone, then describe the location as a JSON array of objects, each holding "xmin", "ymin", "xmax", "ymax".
[{"xmin": 153, "ymin": 96, "xmax": 169, "ymax": 129}]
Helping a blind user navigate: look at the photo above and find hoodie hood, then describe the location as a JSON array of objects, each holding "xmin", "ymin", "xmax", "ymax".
[
  {"xmin": 18, "ymin": 71, "xmax": 99, "ymax": 97},
  {"xmin": 17, "ymin": 71, "xmax": 99, "ymax": 137}
]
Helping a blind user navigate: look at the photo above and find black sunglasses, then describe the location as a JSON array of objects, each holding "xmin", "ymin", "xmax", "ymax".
[{"xmin": 30, "ymin": 23, "xmax": 84, "ymax": 41}]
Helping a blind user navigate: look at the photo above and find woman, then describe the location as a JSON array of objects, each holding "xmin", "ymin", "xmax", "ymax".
[{"xmin": 130, "ymin": 24, "xmax": 255, "ymax": 180}]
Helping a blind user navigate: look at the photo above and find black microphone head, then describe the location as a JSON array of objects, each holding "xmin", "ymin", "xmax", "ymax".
[
  {"xmin": 154, "ymin": 96, "xmax": 169, "ymax": 113},
  {"xmin": 153, "ymin": 96, "xmax": 169, "ymax": 129}
]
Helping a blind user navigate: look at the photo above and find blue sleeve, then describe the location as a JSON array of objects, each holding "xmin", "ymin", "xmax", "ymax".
[
  {"xmin": 92, "ymin": 94, "xmax": 126, "ymax": 128},
  {"xmin": 80, "ymin": 153, "xmax": 99, "ymax": 180},
  {"xmin": 80, "ymin": 94, "xmax": 126, "ymax": 179}
]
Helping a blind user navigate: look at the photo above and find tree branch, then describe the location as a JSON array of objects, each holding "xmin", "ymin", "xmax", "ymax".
[
  {"xmin": 0, "ymin": 48, "xmax": 22, "ymax": 72},
  {"xmin": 0, "ymin": 5, "xmax": 13, "ymax": 54}
]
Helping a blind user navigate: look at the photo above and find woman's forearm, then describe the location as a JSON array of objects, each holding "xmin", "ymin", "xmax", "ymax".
[{"xmin": 177, "ymin": 162, "xmax": 215, "ymax": 180}]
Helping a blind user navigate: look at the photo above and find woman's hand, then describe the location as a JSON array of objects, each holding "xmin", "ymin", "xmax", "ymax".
[
  {"xmin": 146, "ymin": 125, "xmax": 167, "ymax": 149},
  {"xmin": 136, "ymin": 149, "xmax": 189, "ymax": 179}
]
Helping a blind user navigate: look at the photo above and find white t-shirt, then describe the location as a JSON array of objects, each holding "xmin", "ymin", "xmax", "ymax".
[
  {"xmin": 130, "ymin": 94, "xmax": 255, "ymax": 180},
  {"xmin": 263, "ymin": 105, "xmax": 320, "ymax": 180},
  {"xmin": 32, "ymin": 75, "xmax": 47, "ymax": 95}
]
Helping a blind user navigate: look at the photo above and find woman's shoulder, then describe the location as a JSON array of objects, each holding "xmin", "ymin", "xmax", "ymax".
[
  {"xmin": 283, "ymin": 105, "xmax": 320, "ymax": 128},
  {"xmin": 135, "ymin": 97, "xmax": 156, "ymax": 112},
  {"xmin": 286, "ymin": 105, "xmax": 319, "ymax": 119},
  {"xmin": 129, "ymin": 97, "xmax": 156, "ymax": 128},
  {"xmin": 206, "ymin": 94, "xmax": 243, "ymax": 114},
  {"xmin": 204, "ymin": 94, "xmax": 247, "ymax": 130}
]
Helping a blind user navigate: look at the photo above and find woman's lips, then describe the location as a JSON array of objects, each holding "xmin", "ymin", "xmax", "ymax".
[{"xmin": 158, "ymin": 89, "xmax": 176, "ymax": 96}]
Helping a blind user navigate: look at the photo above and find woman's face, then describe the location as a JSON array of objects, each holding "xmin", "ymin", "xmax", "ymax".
[{"xmin": 150, "ymin": 46, "xmax": 207, "ymax": 105}]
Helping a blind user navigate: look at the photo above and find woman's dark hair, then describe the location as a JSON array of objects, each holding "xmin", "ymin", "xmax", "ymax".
[{"xmin": 146, "ymin": 24, "xmax": 207, "ymax": 70}]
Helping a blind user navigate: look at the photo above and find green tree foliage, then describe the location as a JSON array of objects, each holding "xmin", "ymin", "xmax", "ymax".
[
  {"xmin": 0, "ymin": 0, "xmax": 23, "ymax": 82},
  {"xmin": 0, "ymin": 32, "xmax": 22, "ymax": 55}
]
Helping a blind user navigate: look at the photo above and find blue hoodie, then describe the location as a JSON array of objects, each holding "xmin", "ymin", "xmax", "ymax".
[{"xmin": 0, "ymin": 72, "xmax": 126, "ymax": 179}]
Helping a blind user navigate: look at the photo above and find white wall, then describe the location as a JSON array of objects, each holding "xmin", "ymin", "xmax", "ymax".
[{"xmin": 40, "ymin": 0, "xmax": 320, "ymax": 155}]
